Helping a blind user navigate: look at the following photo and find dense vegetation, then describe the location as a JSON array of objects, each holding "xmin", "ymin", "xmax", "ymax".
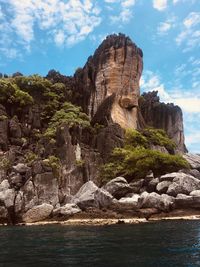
[{"xmin": 101, "ymin": 129, "xmax": 189, "ymax": 183}]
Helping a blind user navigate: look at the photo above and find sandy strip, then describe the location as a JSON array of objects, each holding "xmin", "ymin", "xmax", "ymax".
[{"xmin": 1, "ymin": 216, "xmax": 200, "ymax": 227}]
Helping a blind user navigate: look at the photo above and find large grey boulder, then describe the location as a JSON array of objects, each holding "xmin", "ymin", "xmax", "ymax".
[
  {"xmin": 139, "ymin": 192, "xmax": 174, "ymax": 211},
  {"xmin": 156, "ymin": 181, "xmax": 171, "ymax": 194},
  {"xmin": 22, "ymin": 203, "xmax": 53, "ymax": 223},
  {"xmin": 117, "ymin": 194, "xmax": 140, "ymax": 210},
  {"xmin": 166, "ymin": 172, "xmax": 200, "ymax": 196},
  {"xmin": 0, "ymin": 188, "xmax": 15, "ymax": 208},
  {"xmin": 72, "ymin": 181, "xmax": 116, "ymax": 209},
  {"xmin": 147, "ymin": 178, "xmax": 159, "ymax": 192},
  {"xmin": 53, "ymin": 203, "xmax": 81, "ymax": 216},
  {"xmin": 71, "ymin": 181, "xmax": 98, "ymax": 209},
  {"xmin": 183, "ymin": 153, "xmax": 200, "ymax": 169},
  {"xmin": 94, "ymin": 188, "xmax": 115, "ymax": 208},
  {"xmin": 103, "ymin": 177, "xmax": 132, "ymax": 199},
  {"xmin": 129, "ymin": 179, "xmax": 144, "ymax": 193}
]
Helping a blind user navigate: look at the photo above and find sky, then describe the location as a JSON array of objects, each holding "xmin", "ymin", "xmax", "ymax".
[{"xmin": 0, "ymin": 0, "xmax": 200, "ymax": 153}]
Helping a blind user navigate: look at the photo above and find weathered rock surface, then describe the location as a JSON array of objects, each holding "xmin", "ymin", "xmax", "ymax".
[
  {"xmin": 103, "ymin": 177, "xmax": 132, "ymax": 199},
  {"xmin": 183, "ymin": 154, "xmax": 200, "ymax": 170},
  {"xmin": 156, "ymin": 181, "xmax": 171, "ymax": 194},
  {"xmin": 22, "ymin": 203, "xmax": 53, "ymax": 223},
  {"xmin": 71, "ymin": 181, "xmax": 98, "ymax": 209},
  {"xmin": 139, "ymin": 192, "xmax": 174, "ymax": 211},
  {"xmin": 117, "ymin": 194, "xmax": 140, "ymax": 210},
  {"xmin": 139, "ymin": 91, "xmax": 186, "ymax": 153},
  {"xmin": 75, "ymin": 34, "xmax": 143, "ymax": 129},
  {"xmin": 166, "ymin": 172, "xmax": 200, "ymax": 196},
  {"xmin": 53, "ymin": 203, "xmax": 81, "ymax": 217}
]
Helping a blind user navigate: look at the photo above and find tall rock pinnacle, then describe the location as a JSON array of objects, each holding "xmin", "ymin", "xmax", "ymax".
[{"xmin": 74, "ymin": 33, "xmax": 143, "ymax": 128}]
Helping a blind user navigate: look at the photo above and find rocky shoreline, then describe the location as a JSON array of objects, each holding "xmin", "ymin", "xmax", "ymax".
[{"xmin": 1, "ymin": 152, "xmax": 200, "ymax": 225}]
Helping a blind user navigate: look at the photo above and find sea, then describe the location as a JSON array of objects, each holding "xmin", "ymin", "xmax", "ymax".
[{"xmin": 0, "ymin": 220, "xmax": 200, "ymax": 267}]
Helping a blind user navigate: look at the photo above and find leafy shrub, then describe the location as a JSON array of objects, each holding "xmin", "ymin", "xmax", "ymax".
[
  {"xmin": 141, "ymin": 127, "xmax": 176, "ymax": 152},
  {"xmin": 0, "ymin": 79, "xmax": 33, "ymax": 107},
  {"xmin": 100, "ymin": 146, "xmax": 189, "ymax": 184},
  {"xmin": 46, "ymin": 155, "xmax": 61, "ymax": 178},
  {"xmin": 25, "ymin": 152, "xmax": 38, "ymax": 164},
  {"xmin": 44, "ymin": 102, "xmax": 90, "ymax": 138},
  {"xmin": 0, "ymin": 156, "xmax": 10, "ymax": 171}
]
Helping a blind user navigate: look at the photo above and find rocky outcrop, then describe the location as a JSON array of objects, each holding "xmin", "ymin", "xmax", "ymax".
[
  {"xmin": 75, "ymin": 33, "xmax": 143, "ymax": 129},
  {"xmin": 22, "ymin": 203, "xmax": 53, "ymax": 223},
  {"xmin": 0, "ymin": 33, "xmax": 192, "ymax": 224},
  {"xmin": 103, "ymin": 177, "xmax": 132, "ymax": 199},
  {"xmin": 139, "ymin": 91, "xmax": 186, "ymax": 153}
]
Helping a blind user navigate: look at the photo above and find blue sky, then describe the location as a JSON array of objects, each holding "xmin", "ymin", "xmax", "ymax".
[{"xmin": 0, "ymin": 0, "xmax": 200, "ymax": 153}]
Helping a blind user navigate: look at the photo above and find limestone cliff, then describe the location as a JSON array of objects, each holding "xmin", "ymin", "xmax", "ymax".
[
  {"xmin": 74, "ymin": 33, "xmax": 143, "ymax": 129},
  {"xmin": 0, "ymin": 33, "xmax": 188, "ymax": 224},
  {"xmin": 139, "ymin": 91, "xmax": 187, "ymax": 153}
]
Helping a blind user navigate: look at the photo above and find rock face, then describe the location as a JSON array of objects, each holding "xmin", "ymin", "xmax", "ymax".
[
  {"xmin": 22, "ymin": 203, "xmax": 53, "ymax": 223},
  {"xmin": 139, "ymin": 91, "xmax": 186, "ymax": 153},
  {"xmin": 0, "ymin": 33, "xmax": 191, "ymax": 224},
  {"xmin": 75, "ymin": 33, "xmax": 143, "ymax": 129}
]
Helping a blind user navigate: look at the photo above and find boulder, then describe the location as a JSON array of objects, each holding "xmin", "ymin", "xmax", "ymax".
[
  {"xmin": 117, "ymin": 194, "xmax": 140, "ymax": 210},
  {"xmin": 139, "ymin": 192, "xmax": 174, "ymax": 211},
  {"xmin": 22, "ymin": 203, "xmax": 53, "ymax": 223},
  {"xmin": 94, "ymin": 188, "xmax": 115, "ymax": 208},
  {"xmin": 103, "ymin": 177, "xmax": 132, "ymax": 199},
  {"xmin": 156, "ymin": 181, "xmax": 171, "ymax": 194},
  {"xmin": 53, "ymin": 203, "xmax": 81, "ymax": 216},
  {"xmin": 130, "ymin": 179, "xmax": 144, "ymax": 193},
  {"xmin": 166, "ymin": 172, "xmax": 200, "ymax": 196},
  {"xmin": 147, "ymin": 178, "xmax": 159, "ymax": 192},
  {"xmin": 0, "ymin": 188, "xmax": 16, "ymax": 208},
  {"xmin": 71, "ymin": 181, "xmax": 98, "ymax": 209},
  {"xmin": 183, "ymin": 153, "xmax": 200, "ymax": 169}
]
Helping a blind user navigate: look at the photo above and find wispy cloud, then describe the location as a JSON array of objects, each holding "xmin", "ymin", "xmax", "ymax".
[
  {"xmin": 176, "ymin": 12, "xmax": 200, "ymax": 51},
  {"xmin": 153, "ymin": 0, "xmax": 168, "ymax": 11},
  {"xmin": 0, "ymin": 0, "xmax": 102, "ymax": 58},
  {"xmin": 105, "ymin": 0, "xmax": 136, "ymax": 24}
]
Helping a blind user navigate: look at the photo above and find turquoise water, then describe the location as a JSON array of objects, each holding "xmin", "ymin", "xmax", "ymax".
[{"xmin": 0, "ymin": 221, "xmax": 200, "ymax": 267}]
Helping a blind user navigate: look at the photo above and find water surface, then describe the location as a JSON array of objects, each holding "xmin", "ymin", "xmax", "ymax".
[{"xmin": 0, "ymin": 221, "xmax": 200, "ymax": 267}]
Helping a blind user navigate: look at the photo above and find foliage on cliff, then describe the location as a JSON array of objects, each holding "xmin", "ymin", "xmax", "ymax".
[
  {"xmin": 44, "ymin": 102, "xmax": 90, "ymax": 138},
  {"xmin": 101, "ymin": 129, "xmax": 189, "ymax": 183}
]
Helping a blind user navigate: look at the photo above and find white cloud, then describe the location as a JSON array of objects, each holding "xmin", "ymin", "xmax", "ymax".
[
  {"xmin": 105, "ymin": 0, "xmax": 136, "ymax": 24},
  {"xmin": 183, "ymin": 12, "xmax": 200, "ymax": 28},
  {"xmin": 157, "ymin": 22, "xmax": 171, "ymax": 34},
  {"xmin": 141, "ymin": 71, "xmax": 200, "ymax": 113},
  {"xmin": 0, "ymin": 0, "xmax": 102, "ymax": 57},
  {"xmin": 153, "ymin": 0, "xmax": 168, "ymax": 11},
  {"xmin": 176, "ymin": 12, "xmax": 200, "ymax": 51}
]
